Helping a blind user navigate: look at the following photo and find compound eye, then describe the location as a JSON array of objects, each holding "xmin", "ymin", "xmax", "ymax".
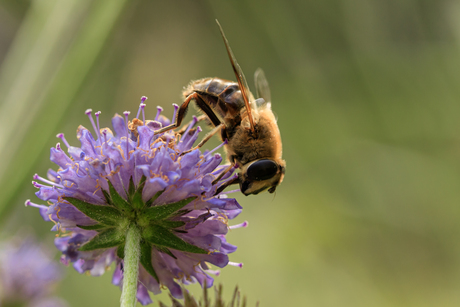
[{"xmin": 246, "ymin": 160, "xmax": 278, "ymax": 181}]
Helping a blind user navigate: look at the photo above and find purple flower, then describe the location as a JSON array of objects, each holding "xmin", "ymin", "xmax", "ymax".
[
  {"xmin": 0, "ymin": 236, "xmax": 67, "ymax": 307},
  {"xmin": 29, "ymin": 99, "xmax": 246, "ymax": 305}
]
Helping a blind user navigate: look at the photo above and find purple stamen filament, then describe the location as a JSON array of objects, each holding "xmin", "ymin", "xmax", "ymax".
[
  {"xmin": 123, "ymin": 111, "xmax": 130, "ymax": 160},
  {"xmin": 216, "ymin": 173, "xmax": 238, "ymax": 186},
  {"xmin": 184, "ymin": 126, "xmax": 202, "ymax": 150},
  {"xmin": 56, "ymin": 133, "xmax": 70, "ymax": 148},
  {"xmin": 95, "ymin": 111, "xmax": 101, "ymax": 140},
  {"xmin": 180, "ymin": 116, "xmax": 198, "ymax": 143},
  {"xmin": 25, "ymin": 199, "xmax": 49, "ymax": 210},
  {"xmin": 137, "ymin": 97, "xmax": 147, "ymax": 119},
  {"xmin": 217, "ymin": 189, "xmax": 240, "ymax": 195},
  {"xmin": 229, "ymin": 221, "xmax": 248, "ymax": 229},
  {"xmin": 171, "ymin": 104, "xmax": 179, "ymax": 124},
  {"xmin": 85, "ymin": 109, "xmax": 100, "ymax": 141},
  {"xmin": 204, "ymin": 139, "xmax": 228, "ymax": 159},
  {"xmin": 155, "ymin": 106, "xmax": 163, "ymax": 121},
  {"xmin": 33, "ymin": 174, "xmax": 64, "ymax": 188},
  {"xmin": 141, "ymin": 103, "xmax": 146, "ymax": 123}
]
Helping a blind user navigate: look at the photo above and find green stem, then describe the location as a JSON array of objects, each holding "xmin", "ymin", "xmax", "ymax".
[{"xmin": 120, "ymin": 224, "xmax": 141, "ymax": 307}]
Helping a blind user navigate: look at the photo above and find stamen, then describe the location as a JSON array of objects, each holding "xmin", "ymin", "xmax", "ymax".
[
  {"xmin": 217, "ymin": 173, "xmax": 238, "ymax": 186},
  {"xmin": 205, "ymin": 269, "xmax": 220, "ymax": 276},
  {"xmin": 155, "ymin": 106, "xmax": 163, "ymax": 121},
  {"xmin": 101, "ymin": 129, "xmax": 108, "ymax": 142},
  {"xmin": 123, "ymin": 111, "xmax": 130, "ymax": 160},
  {"xmin": 171, "ymin": 103, "xmax": 179, "ymax": 124},
  {"xmin": 229, "ymin": 221, "xmax": 248, "ymax": 229},
  {"xmin": 123, "ymin": 111, "xmax": 130, "ymax": 127},
  {"xmin": 218, "ymin": 189, "xmax": 240, "ymax": 195},
  {"xmin": 184, "ymin": 126, "xmax": 202, "ymax": 150},
  {"xmin": 136, "ymin": 96, "xmax": 147, "ymax": 119},
  {"xmin": 228, "ymin": 261, "xmax": 243, "ymax": 268},
  {"xmin": 56, "ymin": 133, "xmax": 70, "ymax": 148},
  {"xmin": 101, "ymin": 129, "xmax": 110, "ymax": 153},
  {"xmin": 85, "ymin": 109, "xmax": 100, "ymax": 141},
  {"xmin": 141, "ymin": 103, "xmax": 146, "ymax": 123},
  {"xmin": 95, "ymin": 111, "xmax": 101, "ymax": 139},
  {"xmin": 33, "ymin": 174, "xmax": 64, "ymax": 188},
  {"xmin": 32, "ymin": 181, "xmax": 47, "ymax": 189},
  {"xmin": 180, "ymin": 116, "xmax": 198, "ymax": 143},
  {"xmin": 25, "ymin": 199, "xmax": 49, "ymax": 210},
  {"xmin": 204, "ymin": 139, "xmax": 228, "ymax": 158},
  {"xmin": 213, "ymin": 163, "xmax": 236, "ymax": 176}
]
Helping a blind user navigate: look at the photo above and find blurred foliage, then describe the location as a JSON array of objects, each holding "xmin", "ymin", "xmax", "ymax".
[
  {"xmin": 159, "ymin": 284, "xmax": 253, "ymax": 307},
  {"xmin": 1, "ymin": 0, "xmax": 460, "ymax": 306}
]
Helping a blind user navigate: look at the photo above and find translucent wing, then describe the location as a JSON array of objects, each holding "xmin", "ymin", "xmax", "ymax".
[
  {"xmin": 216, "ymin": 20, "xmax": 256, "ymax": 135},
  {"xmin": 254, "ymin": 68, "xmax": 271, "ymax": 103}
]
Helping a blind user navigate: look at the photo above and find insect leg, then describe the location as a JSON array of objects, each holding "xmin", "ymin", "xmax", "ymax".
[
  {"xmin": 214, "ymin": 175, "xmax": 239, "ymax": 195},
  {"xmin": 192, "ymin": 93, "xmax": 229, "ymax": 140},
  {"xmin": 154, "ymin": 93, "xmax": 197, "ymax": 135},
  {"xmin": 180, "ymin": 123, "xmax": 224, "ymax": 155},
  {"xmin": 212, "ymin": 164, "xmax": 235, "ymax": 185},
  {"xmin": 155, "ymin": 92, "xmax": 222, "ymax": 135},
  {"xmin": 176, "ymin": 115, "xmax": 207, "ymax": 134}
]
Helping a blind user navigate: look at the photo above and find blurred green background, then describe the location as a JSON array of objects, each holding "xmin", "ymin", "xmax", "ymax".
[{"xmin": 1, "ymin": 0, "xmax": 460, "ymax": 306}]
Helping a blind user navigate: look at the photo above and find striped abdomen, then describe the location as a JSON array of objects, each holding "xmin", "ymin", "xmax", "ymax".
[{"xmin": 182, "ymin": 78, "xmax": 248, "ymax": 126}]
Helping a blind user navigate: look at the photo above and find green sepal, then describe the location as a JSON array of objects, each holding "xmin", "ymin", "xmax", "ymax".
[
  {"xmin": 145, "ymin": 189, "xmax": 166, "ymax": 207},
  {"xmin": 107, "ymin": 179, "xmax": 131, "ymax": 212},
  {"xmin": 154, "ymin": 246, "xmax": 177, "ymax": 259},
  {"xmin": 173, "ymin": 229, "xmax": 188, "ymax": 234},
  {"xmin": 143, "ymin": 224, "xmax": 206, "ymax": 254},
  {"xmin": 77, "ymin": 224, "xmax": 108, "ymax": 231},
  {"xmin": 132, "ymin": 175, "xmax": 147, "ymax": 210},
  {"xmin": 101, "ymin": 189, "xmax": 113, "ymax": 206},
  {"xmin": 79, "ymin": 227, "xmax": 125, "ymax": 251},
  {"xmin": 117, "ymin": 244, "xmax": 125, "ymax": 259},
  {"xmin": 144, "ymin": 197, "xmax": 197, "ymax": 221},
  {"xmin": 169, "ymin": 209, "xmax": 192, "ymax": 219},
  {"xmin": 64, "ymin": 197, "xmax": 122, "ymax": 226},
  {"xmin": 139, "ymin": 240, "xmax": 159, "ymax": 282},
  {"xmin": 127, "ymin": 176, "xmax": 135, "ymax": 201},
  {"xmin": 155, "ymin": 220, "xmax": 186, "ymax": 229}
]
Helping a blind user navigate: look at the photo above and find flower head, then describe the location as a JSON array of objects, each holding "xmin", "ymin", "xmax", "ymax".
[
  {"xmin": 30, "ymin": 99, "xmax": 245, "ymax": 305},
  {"xmin": 0, "ymin": 236, "xmax": 67, "ymax": 307}
]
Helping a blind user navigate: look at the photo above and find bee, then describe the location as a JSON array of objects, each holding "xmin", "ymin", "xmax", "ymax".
[{"xmin": 155, "ymin": 21, "xmax": 285, "ymax": 195}]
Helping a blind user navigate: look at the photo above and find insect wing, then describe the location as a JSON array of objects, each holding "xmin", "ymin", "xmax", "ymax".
[
  {"xmin": 254, "ymin": 68, "xmax": 271, "ymax": 103},
  {"xmin": 216, "ymin": 20, "xmax": 257, "ymax": 134}
]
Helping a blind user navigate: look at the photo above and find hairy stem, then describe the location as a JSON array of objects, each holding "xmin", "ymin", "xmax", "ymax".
[{"xmin": 120, "ymin": 224, "xmax": 141, "ymax": 307}]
